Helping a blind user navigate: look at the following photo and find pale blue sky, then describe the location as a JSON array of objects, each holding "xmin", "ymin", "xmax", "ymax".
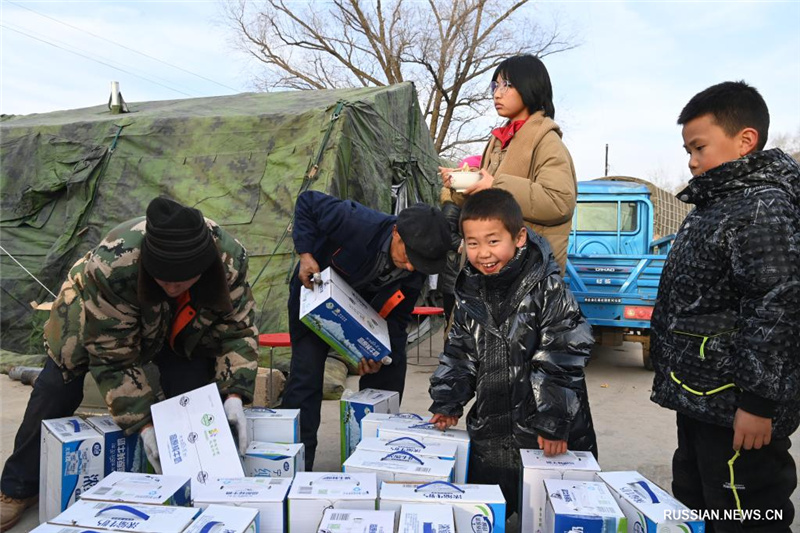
[{"xmin": 2, "ymin": 1, "xmax": 798, "ymax": 189}]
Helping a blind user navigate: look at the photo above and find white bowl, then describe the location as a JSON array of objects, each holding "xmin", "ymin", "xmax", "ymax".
[{"xmin": 449, "ymin": 171, "xmax": 481, "ymax": 191}]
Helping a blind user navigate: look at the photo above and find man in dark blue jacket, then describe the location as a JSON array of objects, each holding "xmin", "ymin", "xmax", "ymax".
[{"xmin": 284, "ymin": 190, "xmax": 452, "ymax": 469}]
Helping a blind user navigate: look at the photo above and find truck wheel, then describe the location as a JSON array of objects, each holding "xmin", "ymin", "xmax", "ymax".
[{"xmin": 642, "ymin": 344, "xmax": 653, "ymax": 371}]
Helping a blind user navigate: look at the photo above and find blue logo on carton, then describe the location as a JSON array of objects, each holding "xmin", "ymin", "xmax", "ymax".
[{"xmin": 92, "ymin": 443, "xmax": 102, "ymax": 456}]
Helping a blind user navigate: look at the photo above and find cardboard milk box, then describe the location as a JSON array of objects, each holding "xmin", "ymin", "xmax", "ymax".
[
  {"xmin": 299, "ymin": 267, "xmax": 391, "ymax": 367},
  {"xmin": 78, "ymin": 471, "xmax": 191, "ymax": 506},
  {"xmin": 360, "ymin": 412, "xmax": 425, "ymax": 440},
  {"xmin": 520, "ymin": 449, "xmax": 602, "ymax": 533},
  {"xmin": 31, "ymin": 525, "xmax": 104, "ymax": 533},
  {"xmin": 193, "ymin": 477, "xmax": 292, "ymax": 533},
  {"xmin": 288, "ymin": 472, "xmax": 378, "ymax": 533},
  {"xmin": 150, "ymin": 383, "xmax": 244, "ymax": 490},
  {"xmin": 377, "ymin": 421, "xmax": 470, "ymax": 484},
  {"xmin": 340, "ymin": 388, "xmax": 400, "ymax": 464},
  {"xmin": 544, "ymin": 479, "xmax": 627, "ymax": 533},
  {"xmin": 357, "ymin": 436, "xmax": 457, "ymax": 463},
  {"xmin": 244, "ymin": 407, "xmax": 301, "ymax": 444},
  {"xmin": 398, "ymin": 503, "xmax": 455, "ymax": 533},
  {"xmin": 184, "ymin": 504, "xmax": 259, "ymax": 533},
  {"xmin": 86, "ymin": 415, "xmax": 146, "ymax": 475},
  {"xmin": 379, "ymin": 481, "xmax": 506, "ymax": 533},
  {"xmin": 317, "ymin": 508, "xmax": 396, "ymax": 533},
  {"xmin": 40, "ymin": 416, "xmax": 105, "ymax": 522},
  {"xmin": 243, "ymin": 441, "xmax": 305, "ymax": 478},
  {"xmin": 343, "ymin": 449, "xmax": 454, "ymax": 483},
  {"xmin": 597, "ymin": 471, "xmax": 706, "ymax": 533},
  {"xmin": 48, "ymin": 500, "xmax": 199, "ymax": 532}
]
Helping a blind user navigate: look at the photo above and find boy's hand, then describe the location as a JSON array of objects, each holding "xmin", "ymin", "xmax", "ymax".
[
  {"xmin": 298, "ymin": 253, "xmax": 320, "ymax": 289},
  {"xmin": 733, "ymin": 408, "xmax": 772, "ymax": 451},
  {"xmin": 357, "ymin": 358, "xmax": 382, "ymax": 375},
  {"xmin": 430, "ymin": 413, "xmax": 459, "ymax": 431},
  {"xmin": 463, "ymin": 169, "xmax": 494, "ymax": 195},
  {"xmin": 538, "ymin": 435, "xmax": 568, "ymax": 457},
  {"xmin": 439, "ymin": 166, "xmax": 455, "ymax": 188}
]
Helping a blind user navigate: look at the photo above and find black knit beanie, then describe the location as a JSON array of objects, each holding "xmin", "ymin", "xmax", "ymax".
[{"xmin": 141, "ymin": 197, "xmax": 217, "ymax": 282}]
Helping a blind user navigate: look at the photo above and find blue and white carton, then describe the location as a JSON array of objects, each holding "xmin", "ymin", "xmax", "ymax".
[
  {"xmin": 597, "ymin": 471, "xmax": 706, "ymax": 533},
  {"xmin": 379, "ymin": 481, "xmax": 506, "ymax": 533},
  {"xmin": 398, "ymin": 503, "xmax": 455, "ymax": 533},
  {"xmin": 340, "ymin": 388, "xmax": 400, "ymax": 464},
  {"xmin": 47, "ymin": 500, "xmax": 199, "ymax": 533},
  {"xmin": 243, "ymin": 441, "xmax": 305, "ymax": 478},
  {"xmin": 300, "ymin": 267, "xmax": 392, "ymax": 366},
  {"xmin": 300, "ymin": 267, "xmax": 391, "ymax": 367},
  {"xmin": 183, "ymin": 504, "xmax": 259, "ymax": 533},
  {"xmin": 521, "ymin": 449, "xmax": 601, "ymax": 533},
  {"xmin": 31, "ymin": 525, "xmax": 103, "ymax": 533},
  {"xmin": 78, "ymin": 471, "xmax": 191, "ymax": 506},
  {"xmin": 244, "ymin": 407, "xmax": 301, "ymax": 444},
  {"xmin": 360, "ymin": 412, "xmax": 425, "ymax": 440},
  {"xmin": 193, "ymin": 477, "xmax": 291, "ymax": 533},
  {"xmin": 151, "ymin": 383, "xmax": 244, "ymax": 491},
  {"xmin": 343, "ymin": 449, "xmax": 454, "ymax": 483},
  {"xmin": 288, "ymin": 472, "xmax": 378, "ymax": 533},
  {"xmin": 357, "ymin": 436, "xmax": 457, "ymax": 463},
  {"xmin": 39, "ymin": 416, "xmax": 104, "ymax": 522},
  {"xmin": 377, "ymin": 421, "xmax": 470, "ymax": 484},
  {"xmin": 317, "ymin": 508, "xmax": 396, "ymax": 533},
  {"xmin": 544, "ymin": 479, "xmax": 627, "ymax": 533},
  {"xmin": 86, "ymin": 415, "xmax": 145, "ymax": 475}
]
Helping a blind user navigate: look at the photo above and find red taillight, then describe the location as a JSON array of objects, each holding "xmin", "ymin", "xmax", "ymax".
[{"xmin": 624, "ymin": 306, "xmax": 653, "ymax": 320}]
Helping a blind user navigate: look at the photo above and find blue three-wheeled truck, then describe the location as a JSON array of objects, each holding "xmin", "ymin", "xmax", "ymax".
[{"xmin": 565, "ymin": 177, "xmax": 692, "ymax": 370}]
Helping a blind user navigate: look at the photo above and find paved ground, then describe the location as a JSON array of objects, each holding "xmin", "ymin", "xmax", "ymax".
[{"xmin": 2, "ymin": 337, "xmax": 798, "ymax": 531}]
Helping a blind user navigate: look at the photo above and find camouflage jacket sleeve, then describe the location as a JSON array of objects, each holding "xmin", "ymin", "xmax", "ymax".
[
  {"xmin": 80, "ymin": 244, "xmax": 160, "ymax": 435},
  {"xmin": 211, "ymin": 237, "xmax": 258, "ymax": 403}
]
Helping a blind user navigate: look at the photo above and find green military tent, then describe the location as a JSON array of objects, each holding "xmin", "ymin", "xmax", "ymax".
[{"xmin": 0, "ymin": 82, "xmax": 442, "ymax": 359}]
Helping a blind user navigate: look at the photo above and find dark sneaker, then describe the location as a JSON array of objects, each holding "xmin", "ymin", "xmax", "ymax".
[{"xmin": 0, "ymin": 493, "xmax": 37, "ymax": 532}]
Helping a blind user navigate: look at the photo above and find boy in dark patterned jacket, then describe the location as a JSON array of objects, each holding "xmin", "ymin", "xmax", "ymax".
[{"xmin": 650, "ymin": 81, "xmax": 800, "ymax": 532}]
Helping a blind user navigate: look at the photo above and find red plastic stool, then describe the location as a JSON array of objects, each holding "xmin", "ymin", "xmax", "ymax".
[
  {"xmin": 258, "ymin": 333, "xmax": 291, "ymax": 400},
  {"xmin": 411, "ymin": 307, "xmax": 444, "ymax": 363}
]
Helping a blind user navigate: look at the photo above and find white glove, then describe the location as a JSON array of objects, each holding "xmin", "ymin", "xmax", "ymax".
[
  {"xmin": 140, "ymin": 425, "xmax": 162, "ymax": 474},
  {"xmin": 224, "ymin": 395, "xmax": 248, "ymax": 456}
]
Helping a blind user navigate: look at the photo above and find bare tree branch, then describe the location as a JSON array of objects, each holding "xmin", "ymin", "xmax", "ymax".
[{"xmin": 221, "ymin": 0, "xmax": 577, "ymax": 156}]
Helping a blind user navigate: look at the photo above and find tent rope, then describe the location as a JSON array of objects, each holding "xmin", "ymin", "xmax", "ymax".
[
  {"xmin": 251, "ymin": 100, "xmax": 345, "ymax": 294},
  {"xmin": 0, "ymin": 245, "xmax": 57, "ymax": 299}
]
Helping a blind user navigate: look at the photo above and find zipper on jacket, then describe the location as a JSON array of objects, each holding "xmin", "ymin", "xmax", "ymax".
[{"xmin": 672, "ymin": 328, "xmax": 737, "ymax": 360}]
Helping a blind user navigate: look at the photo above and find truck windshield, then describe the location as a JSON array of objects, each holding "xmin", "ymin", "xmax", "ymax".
[{"xmin": 576, "ymin": 202, "xmax": 638, "ymax": 232}]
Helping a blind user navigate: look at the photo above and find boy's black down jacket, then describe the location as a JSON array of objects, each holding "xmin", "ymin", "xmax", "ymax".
[
  {"xmin": 650, "ymin": 149, "xmax": 800, "ymax": 438},
  {"xmin": 429, "ymin": 231, "xmax": 596, "ymax": 482}
]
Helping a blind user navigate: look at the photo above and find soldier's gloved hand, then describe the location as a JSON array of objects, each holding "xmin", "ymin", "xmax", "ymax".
[
  {"xmin": 224, "ymin": 394, "xmax": 248, "ymax": 456},
  {"xmin": 140, "ymin": 424, "xmax": 162, "ymax": 474}
]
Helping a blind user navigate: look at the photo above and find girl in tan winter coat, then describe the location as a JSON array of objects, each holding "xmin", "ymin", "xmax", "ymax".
[{"xmin": 441, "ymin": 54, "xmax": 577, "ymax": 273}]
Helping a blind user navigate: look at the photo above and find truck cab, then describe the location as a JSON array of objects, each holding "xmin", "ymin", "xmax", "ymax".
[{"xmin": 565, "ymin": 178, "xmax": 685, "ymax": 369}]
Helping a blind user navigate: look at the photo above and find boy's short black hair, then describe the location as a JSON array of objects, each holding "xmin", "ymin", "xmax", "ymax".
[
  {"xmin": 678, "ymin": 81, "xmax": 770, "ymax": 150},
  {"xmin": 460, "ymin": 189, "xmax": 524, "ymax": 237},
  {"xmin": 493, "ymin": 55, "xmax": 555, "ymax": 118}
]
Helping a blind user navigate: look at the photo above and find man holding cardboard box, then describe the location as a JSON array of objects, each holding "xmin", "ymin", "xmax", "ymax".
[
  {"xmin": 0, "ymin": 198, "xmax": 258, "ymax": 532},
  {"xmin": 283, "ymin": 190, "xmax": 450, "ymax": 469}
]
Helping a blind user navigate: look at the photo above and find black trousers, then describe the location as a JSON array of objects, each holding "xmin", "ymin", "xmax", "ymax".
[
  {"xmin": 282, "ymin": 285, "xmax": 407, "ymax": 470},
  {"xmin": 672, "ymin": 412, "xmax": 796, "ymax": 533},
  {"xmin": 1, "ymin": 350, "xmax": 215, "ymax": 499}
]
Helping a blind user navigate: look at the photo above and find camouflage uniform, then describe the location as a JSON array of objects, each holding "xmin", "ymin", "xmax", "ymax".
[{"xmin": 44, "ymin": 216, "xmax": 258, "ymax": 434}]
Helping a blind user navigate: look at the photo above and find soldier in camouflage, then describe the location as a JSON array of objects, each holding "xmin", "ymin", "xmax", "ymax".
[{"xmin": 0, "ymin": 198, "xmax": 258, "ymax": 532}]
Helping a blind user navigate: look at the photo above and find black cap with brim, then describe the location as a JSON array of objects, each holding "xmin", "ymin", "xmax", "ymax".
[{"xmin": 396, "ymin": 203, "xmax": 451, "ymax": 276}]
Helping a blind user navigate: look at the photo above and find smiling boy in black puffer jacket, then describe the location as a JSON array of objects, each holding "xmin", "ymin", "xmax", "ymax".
[
  {"xmin": 428, "ymin": 189, "xmax": 597, "ymax": 519},
  {"xmin": 650, "ymin": 81, "xmax": 800, "ymax": 532}
]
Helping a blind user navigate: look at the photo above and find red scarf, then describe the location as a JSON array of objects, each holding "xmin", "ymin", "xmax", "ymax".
[{"xmin": 491, "ymin": 118, "xmax": 528, "ymax": 149}]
